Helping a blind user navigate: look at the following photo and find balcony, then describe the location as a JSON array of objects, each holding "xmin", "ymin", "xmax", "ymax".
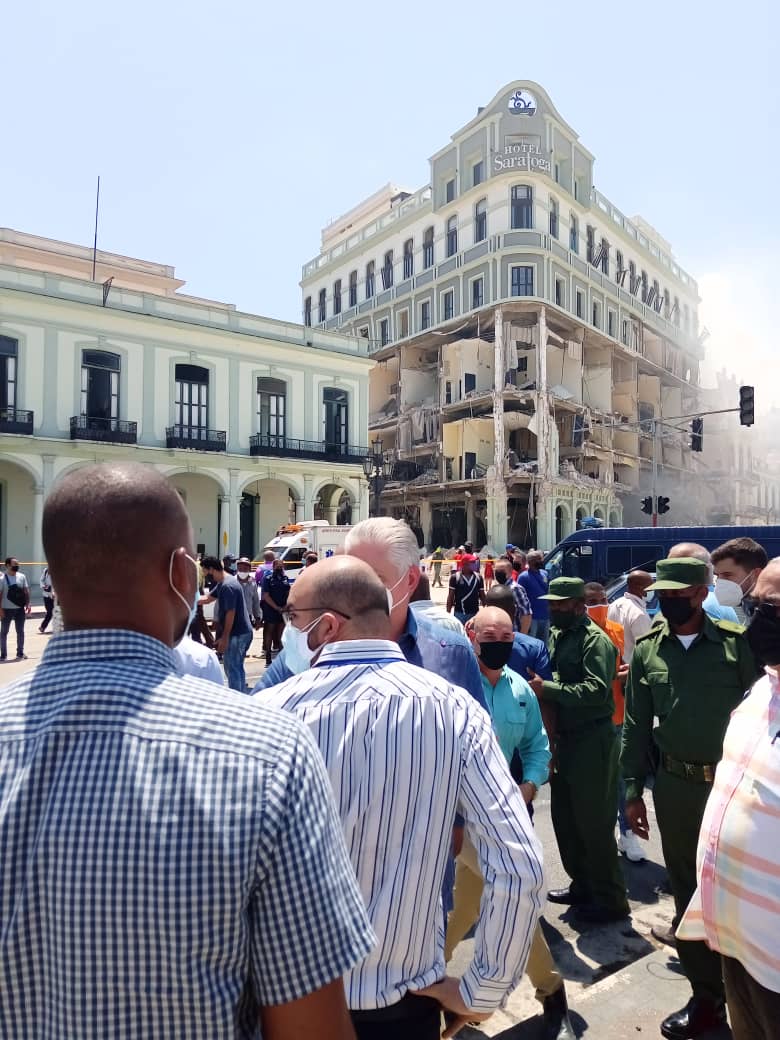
[
  {"xmin": 70, "ymin": 415, "xmax": 138, "ymax": 445},
  {"xmin": 166, "ymin": 425, "xmax": 227, "ymax": 452},
  {"xmin": 0, "ymin": 408, "xmax": 33, "ymax": 435},
  {"xmin": 249, "ymin": 433, "xmax": 368, "ymax": 463}
]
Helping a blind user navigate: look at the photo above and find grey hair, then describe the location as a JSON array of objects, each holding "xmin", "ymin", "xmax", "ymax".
[
  {"xmin": 345, "ymin": 517, "xmax": 420, "ymax": 574},
  {"xmin": 669, "ymin": 542, "xmax": 713, "ymax": 583}
]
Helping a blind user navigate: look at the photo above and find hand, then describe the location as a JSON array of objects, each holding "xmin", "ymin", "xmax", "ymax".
[
  {"xmin": 519, "ymin": 781, "xmax": 536, "ymax": 804},
  {"xmin": 625, "ymin": 797, "xmax": 650, "ymax": 840},
  {"xmin": 25, "ymin": 605, "xmax": 32, "ymax": 615},
  {"xmin": 416, "ymin": 977, "xmax": 491, "ymax": 1038},
  {"xmin": 618, "ymin": 663, "xmax": 629, "ymax": 684},
  {"xmin": 215, "ymin": 637, "xmax": 227, "ymax": 655},
  {"xmin": 451, "ymin": 824, "xmax": 464, "ymax": 858},
  {"xmin": 527, "ymin": 671, "xmax": 545, "ymax": 697}
]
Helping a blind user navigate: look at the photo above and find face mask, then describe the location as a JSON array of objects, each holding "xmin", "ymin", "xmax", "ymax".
[
  {"xmin": 495, "ymin": 572, "xmax": 508, "ymax": 585},
  {"xmin": 387, "ymin": 573, "xmax": 409, "ymax": 611},
  {"xmin": 8, "ymin": 565, "xmax": 18, "ymax": 573},
  {"xmin": 237, "ymin": 571, "xmax": 251, "ymax": 582},
  {"xmin": 550, "ymin": 609, "xmax": 577, "ymax": 630},
  {"xmin": 169, "ymin": 550, "xmax": 200, "ymax": 645},
  {"xmin": 477, "ymin": 640, "xmax": 514, "ymax": 670},
  {"xmin": 747, "ymin": 608, "xmax": 780, "ymax": 667},
  {"xmin": 659, "ymin": 596, "xmax": 696, "ymax": 628},
  {"xmin": 586, "ymin": 604, "xmax": 608, "ymax": 627},
  {"xmin": 281, "ymin": 615, "xmax": 324, "ymax": 674},
  {"xmin": 226, "ymin": 565, "xmax": 237, "ymax": 575},
  {"xmin": 644, "ymin": 591, "xmax": 654, "ymax": 604},
  {"xmin": 714, "ymin": 576, "xmax": 748, "ymax": 608}
]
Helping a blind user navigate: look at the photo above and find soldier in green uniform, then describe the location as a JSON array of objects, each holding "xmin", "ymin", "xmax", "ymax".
[
  {"xmin": 621, "ymin": 558, "xmax": 759, "ymax": 1040},
  {"xmin": 528, "ymin": 576, "xmax": 629, "ymax": 923}
]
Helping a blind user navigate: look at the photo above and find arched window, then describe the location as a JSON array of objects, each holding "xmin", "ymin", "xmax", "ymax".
[
  {"xmin": 381, "ymin": 250, "xmax": 394, "ymax": 289},
  {"xmin": 348, "ymin": 270, "xmax": 358, "ymax": 307},
  {"xmin": 549, "ymin": 197, "xmax": 559, "ymax": 239},
  {"xmin": 403, "ymin": 238, "xmax": 414, "ymax": 279},
  {"xmin": 511, "ymin": 185, "xmax": 533, "ymax": 229},
  {"xmin": 365, "ymin": 261, "xmax": 375, "ymax": 299},
  {"xmin": 474, "ymin": 198, "xmax": 487, "ymax": 243},
  {"xmin": 333, "ymin": 279, "xmax": 342, "ymax": 315},
  {"xmin": 446, "ymin": 215, "xmax": 458, "ymax": 257},
  {"xmin": 569, "ymin": 213, "xmax": 579, "ymax": 253},
  {"xmin": 586, "ymin": 225, "xmax": 595, "ymax": 264},
  {"xmin": 303, "ymin": 296, "xmax": 312, "ymax": 326},
  {"xmin": 82, "ymin": 349, "xmax": 120, "ymax": 421},
  {"xmin": 318, "ymin": 288, "xmax": 326, "ymax": 323},
  {"xmin": 423, "ymin": 226, "xmax": 434, "ymax": 269}
]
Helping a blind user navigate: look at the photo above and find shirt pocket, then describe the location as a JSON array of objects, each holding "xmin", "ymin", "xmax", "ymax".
[{"xmin": 645, "ymin": 669, "xmax": 673, "ymax": 718}]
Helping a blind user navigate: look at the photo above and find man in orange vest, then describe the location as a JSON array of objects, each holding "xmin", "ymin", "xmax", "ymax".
[{"xmin": 584, "ymin": 582, "xmax": 646, "ymax": 863}]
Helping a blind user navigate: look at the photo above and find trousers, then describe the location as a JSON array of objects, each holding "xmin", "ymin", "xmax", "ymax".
[
  {"xmin": 40, "ymin": 595, "xmax": 55, "ymax": 633},
  {"xmin": 0, "ymin": 608, "xmax": 25, "ymax": 657},
  {"xmin": 653, "ymin": 766, "xmax": 724, "ymax": 1001},
  {"xmin": 223, "ymin": 631, "xmax": 252, "ymax": 692},
  {"xmin": 550, "ymin": 722, "xmax": 628, "ymax": 912},
  {"xmin": 351, "ymin": 994, "xmax": 441, "ymax": 1040},
  {"xmin": 722, "ymin": 956, "xmax": 780, "ymax": 1040},
  {"xmin": 444, "ymin": 835, "xmax": 561, "ymax": 1001}
]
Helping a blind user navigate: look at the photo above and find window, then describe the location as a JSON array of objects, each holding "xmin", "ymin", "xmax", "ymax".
[
  {"xmin": 174, "ymin": 363, "xmax": 209, "ymax": 431},
  {"xmin": 615, "ymin": 250, "xmax": 624, "ymax": 282},
  {"xmin": 446, "ymin": 216, "xmax": 458, "ymax": 257},
  {"xmin": 399, "ymin": 310, "xmax": 409, "ymax": 337},
  {"xmin": 472, "ymin": 160, "xmax": 484, "ymax": 187},
  {"xmin": 673, "ymin": 296, "xmax": 681, "ymax": 327},
  {"xmin": 403, "ymin": 238, "xmax": 414, "ymax": 279},
  {"xmin": 474, "ymin": 198, "xmax": 487, "ymax": 242},
  {"xmin": 0, "ymin": 336, "xmax": 17, "ymax": 413},
  {"xmin": 511, "ymin": 266, "xmax": 534, "ymax": 297},
  {"xmin": 555, "ymin": 278, "xmax": 564, "ymax": 307},
  {"xmin": 304, "ymin": 296, "xmax": 312, "ymax": 326},
  {"xmin": 423, "ymin": 226, "xmax": 434, "ymax": 269},
  {"xmin": 586, "ymin": 225, "xmax": 595, "ymax": 264},
  {"xmin": 600, "ymin": 238, "xmax": 609, "ymax": 275},
  {"xmin": 323, "ymin": 386, "xmax": 348, "ymax": 450},
  {"xmin": 629, "ymin": 260, "xmax": 638, "ymax": 294},
  {"xmin": 318, "ymin": 288, "xmax": 326, "ymax": 323},
  {"xmin": 608, "ymin": 310, "xmax": 616, "ymax": 338},
  {"xmin": 511, "ymin": 185, "xmax": 533, "ymax": 229},
  {"xmin": 622, "ymin": 319, "xmax": 629, "ymax": 345},
  {"xmin": 349, "ymin": 270, "xmax": 358, "ymax": 308},
  {"xmin": 257, "ymin": 376, "xmax": 286, "ymax": 444},
  {"xmin": 641, "ymin": 270, "xmax": 648, "ymax": 303},
  {"xmin": 381, "ymin": 250, "xmax": 394, "ymax": 290},
  {"xmin": 443, "ymin": 290, "xmax": 454, "ymax": 320},
  {"xmin": 379, "ymin": 318, "xmax": 389, "ymax": 346},
  {"xmin": 333, "ymin": 279, "xmax": 342, "ymax": 315},
  {"xmin": 574, "ymin": 179, "xmax": 579, "ymax": 201},
  {"xmin": 592, "ymin": 301, "xmax": 601, "ymax": 328},
  {"xmin": 365, "ymin": 261, "xmax": 375, "ymax": 299},
  {"xmin": 445, "ymin": 178, "xmax": 455, "ymax": 203},
  {"xmin": 576, "ymin": 289, "xmax": 584, "ymax": 318},
  {"xmin": 652, "ymin": 279, "xmax": 660, "ymax": 308},
  {"xmin": 472, "ymin": 277, "xmax": 484, "ymax": 309},
  {"xmin": 569, "ymin": 213, "xmax": 579, "ymax": 253},
  {"xmin": 81, "ymin": 349, "xmax": 120, "ymax": 421},
  {"xmin": 549, "ymin": 197, "xmax": 559, "ymax": 239},
  {"xmin": 554, "ymin": 161, "xmax": 560, "ymax": 184},
  {"xmin": 664, "ymin": 289, "xmax": 671, "ymax": 319},
  {"xmin": 421, "ymin": 300, "xmax": 431, "ymax": 330}
]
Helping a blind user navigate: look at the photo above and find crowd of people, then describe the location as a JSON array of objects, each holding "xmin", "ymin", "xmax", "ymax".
[{"xmin": 0, "ymin": 463, "xmax": 777, "ymax": 1040}]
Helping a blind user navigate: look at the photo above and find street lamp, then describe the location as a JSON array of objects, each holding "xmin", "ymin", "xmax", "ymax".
[{"xmin": 362, "ymin": 436, "xmax": 393, "ymax": 516}]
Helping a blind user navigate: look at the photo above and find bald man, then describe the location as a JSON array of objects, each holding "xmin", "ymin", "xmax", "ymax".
[
  {"xmin": 0, "ymin": 463, "xmax": 374, "ymax": 1040},
  {"xmin": 263, "ymin": 557, "xmax": 544, "ymax": 1040},
  {"xmin": 608, "ymin": 570, "xmax": 653, "ymax": 663},
  {"xmin": 668, "ymin": 542, "xmax": 739, "ymax": 624}
]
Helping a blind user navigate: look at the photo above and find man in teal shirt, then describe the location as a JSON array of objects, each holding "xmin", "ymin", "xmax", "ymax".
[{"xmin": 445, "ymin": 606, "xmax": 575, "ymax": 1040}]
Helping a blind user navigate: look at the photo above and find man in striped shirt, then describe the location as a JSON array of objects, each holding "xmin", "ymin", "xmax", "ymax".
[
  {"xmin": 264, "ymin": 555, "xmax": 545, "ymax": 1040},
  {"xmin": 0, "ymin": 464, "xmax": 375, "ymax": 1040}
]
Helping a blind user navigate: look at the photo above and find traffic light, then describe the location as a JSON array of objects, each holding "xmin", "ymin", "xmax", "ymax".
[
  {"xmin": 657, "ymin": 496, "xmax": 670, "ymax": 514},
  {"xmin": 690, "ymin": 417, "xmax": 704, "ymax": 452},
  {"xmin": 641, "ymin": 496, "xmax": 653, "ymax": 514},
  {"xmin": 739, "ymin": 386, "xmax": 754, "ymax": 427}
]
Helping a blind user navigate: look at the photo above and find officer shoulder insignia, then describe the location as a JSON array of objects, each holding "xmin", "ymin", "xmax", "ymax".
[
  {"xmin": 713, "ymin": 619, "xmax": 746, "ymax": 635},
  {"xmin": 634, "ymin": 629, "xmax": 658, "ymax": 645}
]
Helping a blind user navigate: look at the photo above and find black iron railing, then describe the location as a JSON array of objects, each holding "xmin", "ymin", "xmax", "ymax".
[
  {"xmin": 70, "ymin": 416, "xmax": 138, "ymax": 444},
  {"xmin": 166, "ymin": 425, "xmax": 227, "ymax": 452},
  {"xmin": 0, "ymin": 408, "xmax": 34, "ymax": 435},
  {"xmin": 249, "ymin": 433, "xmax": 367, "ymax": 462}
]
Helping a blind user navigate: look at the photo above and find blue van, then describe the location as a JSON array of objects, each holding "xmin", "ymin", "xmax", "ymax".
[{"xmin": 543, "ymin": 525, "xmax": 780, "ymax": 586}]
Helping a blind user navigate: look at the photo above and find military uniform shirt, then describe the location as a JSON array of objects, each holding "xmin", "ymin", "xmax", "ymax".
[{"xmin": 541, "ymin": 617, "xmax": 617, "ymax": 732}]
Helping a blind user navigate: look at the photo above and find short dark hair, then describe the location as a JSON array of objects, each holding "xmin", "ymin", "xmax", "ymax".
[
  {"xmin": 584, "ymin": 581, "xmax": 606, "ymax": 596},
  {"xmin": 485, "ymin": 584, "xmax": 516, "ymax": 624},
  {"xmin": 711, "ymin": 538, "xmax": 768, "ymax": 572},
  {"xmin": 411, "ymin": 572, "xmax": 430, "ymax": 602},
  {"xmin": 200, "ymin": 555, "xmax": 222, "ymax": 572},
  {"xmin": 4, "ymin": 557, "xmax": 14, "ymax": 567}
]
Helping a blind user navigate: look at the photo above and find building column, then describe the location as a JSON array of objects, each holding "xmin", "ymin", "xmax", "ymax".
[
  {"xmin": 536, "ymin": 305, "xmax": 551, "ymax": 481},
  {"xmin": 485, "ymin": 304, "xmax": 508, "ymax": 553},
  {"xmin": 228, "ymin": 470, "xmax": 241, "ymax": 555},
  {"xmin": 32, "ymin": 483, "xmax": 45, "ymax": 585},
  {"xmin": 303, "ymin": 475, "xmax": 316, "ymax": 520},
  {"xmin": 465, "ymin": 495, "xmax": 477, "ymax": 546},
  {"xmin": 295, "ymin": 499, "xmax": 305, "ymax": 523},
  {"xmin": 534, "ymin": 483, "xmax": 556, "ymax": 550},
  {"xmin": 218, "ymin": 495, "xmax": 230, "ymax": 556},
  {"xmin": 418, "ymin": 499, "xmax": 432, "ymax": 548}
]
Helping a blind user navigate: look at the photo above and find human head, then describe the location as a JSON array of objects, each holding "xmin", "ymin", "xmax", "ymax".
[
  {"xmin": 647, "ymin": 557, "xmax": 709, "ymax": 632},
  {"xmin": 222, "ymin": 553, "xmax": 237, "ymax": 575},
  {"xmin": 263, "ymin": 550, "xmax": 275, "ymax": 563},
  {"xmin": 460, "ymin": 553, "xmax": 478, "ymax": 575},
  {"xmin": 411, "ymin": 572, "xmax": 431, "ymax": 602},
  {"xmin": 484, "ymin": 584, "xmax": 517, "ymax": 625},
  {"xmin": 200, "ymin": 555, "xmax": 224, "ymax": 582},
  {"xmin": 272, "ymin": 558, "xmax": 285, "ymax": 575},
  {"xmin": 467, "ymin": 606, "xmax": 515, "ymax": 675},
  {"xmin": 493, "ymin": 560, "xmax": 513, "ymax": 585},
  {"xmin": 344, "ymin": 518, "xmax": 421, "ymax": 637},
  {"xmin": 512, "ymin": 550, "xmax": 527, "ymax": 571},
  {"xmin": 584, "ymin": 582, "xmax": 607, "ymax": 606},
  {"xmin": 4, "ymin": 556, "xmax": 19, "ymax": 571},
  {"xmin": 711, "ymin": 537, "xmax": 767, "ymax": 597},
  {"xmin": 527, "ymin": 550, "xmax": 544, "ymax": 571},
  {"xmin": 626, "ymin": 570, "xmax": 653, "ymax": 597},
  {"xmin": 669, "ymin": 542, "xmax": 713, "ymax": 584},
  {"xmin": 285, "ymin": 555, "xmax": 391, "ymax": 661},
  {"xmin": 42, "ymin": 463, "xmax": 196, "ymax": 646},
  {"xmin": 463, "ymin": 541, "xmax": 474, "ymax": 554},
  {"xmin": 304, "ymin": 551, "xmax": 319, "ymax": 568},
  {"xmin": 236, "ymin": 556, "xmax": 253, "ymax": 581},
  {"xmin": 541, "ymin": 577, "xmax": 587, "ymax": 628},
  {"xmin": 746, "ymin": 558, "xmax": 780, "ymax": 667}
]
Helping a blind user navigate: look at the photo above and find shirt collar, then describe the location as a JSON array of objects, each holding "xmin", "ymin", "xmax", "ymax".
[
  {"xmin": 656, "ymin": 613, "xmax": 724, "ymax": 644},
  {"xmin": 314, "ymin": 640, "xmax": 406, "ymax": 667},
  {"xmin": 398, "ymin": 607, "xmax": 419, "ymax": 650},
  {"xmin": 624, "ymin": 592, "xmax": 647, "ymax": 608},
  {"xmin": 40, "ymin": 629, "xmax": 176, "ymax": 672}
]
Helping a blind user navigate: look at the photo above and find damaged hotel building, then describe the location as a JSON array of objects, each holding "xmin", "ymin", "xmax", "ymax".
[{"xmin": 301, "ymin": 81, "xmax": 705, "ymax": 550}]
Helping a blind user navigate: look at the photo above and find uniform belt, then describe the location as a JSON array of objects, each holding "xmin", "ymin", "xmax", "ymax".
[{"xmin": 661, "ymin": 752, "xmax": 716, "ymax": 783}]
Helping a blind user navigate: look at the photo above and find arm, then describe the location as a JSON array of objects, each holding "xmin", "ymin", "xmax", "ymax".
[
  {"xmin": 532, "ymin": 641, "xmax": 553, "ymax": 682},
  {"xmin": 479, "ymin": 578, "xmax": 487, "ymax": 607},
  {"xmin": 250, "ymin": 583, "xmax": 262, "ymax": 623},
  {"xmin": 218, "ymin": 609, "xmax": 236, "ymax": 652},
  {"xmin": 519, "ymin": 615, "xmax": 532, "ymax": 635},
  {"xmin": 620, "ymin": 650, "xmax": 655, "ymax": 802},
  {"xmin": 24, "ymin": 578, "xmax": 31, "ymax": 614},
  {"xmin": 539, "ymin": 629, "xmax": 616, "ymax": 708},
  {"xmin": 516, "ymin": 689, "xmax": 551, "ymax": 791},
  {"xmin": 263, "ymin": 591, "xmax": 284, "ymax": 612},
  {"xmin": 446, "ymin": 577, "xmax": 456, "ymax": 613},
  {"xmin": 261, "ymin": 978, "xmax": 357, "ymax": 1040},
  {"xmin": 253, "ymin": 649, "xmax": 294, "ymax": 692}
]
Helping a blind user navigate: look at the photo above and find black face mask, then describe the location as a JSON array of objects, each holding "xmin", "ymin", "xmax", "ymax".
[
  {"xmin": 495, "ymin": 572, "xmax": 508, "ymax": 585},
  {"xmin": 478, "ymin": 640, "xmax": 514, "ymax": 670},
  {"xmin": 659, "ymin": 596, "xmax": 696, "ymax": 628},
  {"xmin": 747, "ymin": 607, "xmax": 780, "ymax": 667}
]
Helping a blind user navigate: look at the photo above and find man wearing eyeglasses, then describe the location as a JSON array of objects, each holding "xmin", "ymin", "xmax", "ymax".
[{"xmin": 621, "ymin": 557, "xmax": 759, "ymax": 1040}]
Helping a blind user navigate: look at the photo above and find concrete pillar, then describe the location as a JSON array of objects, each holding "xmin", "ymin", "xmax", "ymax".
[
  {"xmin": 326, "ymin": 506, "xmax": 338, "ymax": 525},
  {"xmin": 228, "ymin": 470, "xmax": 241, "ymax": 555},
  {"xmin": 536, "ymin": 306, "xmax": 551, "ymax": 480},
  {"xmin": 295, "ymin": 499, "xmax": 305, "ymax": 523},
  {"xmin": 32, "ymin": 484, "xmax": 45, "ymax": 584},
  {"xmin": 303, "ymin": 476, "xmax": 315, "ymax": 520},
  {"xmin": 534, "ymin": 482, "xmax": 556, "ymax": 551},
  {"xmin": 419, "ymin": 499, "xmax": 432, "ymax": 547},
  {"xmin": 218, "ymin": 495, "xmax": 230, "ymax": 556},
  {"xmin": 465, "ymin": 495, "xmax": 477, "ymax": 546}
]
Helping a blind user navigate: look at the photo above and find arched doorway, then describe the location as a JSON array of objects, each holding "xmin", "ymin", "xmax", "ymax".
[
  {"xmin": 168, "ymin": 472, "xmax": 225, "ymax": 556},
  {"xmin": 243, "ymin": 478, "xmax": 298, "ymax": 557},
  {"xmin": 313, "ymin": 482, "xmax": 355, "ymax": 526},
  {"xmin": 575, "ymin": 506, "xmax": 587, "ymax": 530},
  {"xmin": 0, "ymin": 458, "xmax": 40, "ymax": 574},
  {"xmin": 555, "ymin": 505, "xmax": 565, "ymax": 544}
]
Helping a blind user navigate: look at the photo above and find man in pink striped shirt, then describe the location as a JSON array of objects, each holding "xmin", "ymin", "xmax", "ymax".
[{"xmin": 678, "ymin": 558, "xmax": 780, "ymax": 1039}]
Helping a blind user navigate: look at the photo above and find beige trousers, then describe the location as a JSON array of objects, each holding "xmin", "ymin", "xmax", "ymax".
[{"xmin": 445, "ymin": 835, "xmax": 562, "ymax": 1002}]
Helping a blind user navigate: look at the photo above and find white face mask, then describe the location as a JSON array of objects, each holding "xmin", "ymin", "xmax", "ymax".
[
  {"xmin": 387, "ymin": 573, "xmax": 409, "ymax": 612},
  {"xmin": 237, "ymin": 570, "xmax": 252, "ymax": 581},
  {"xmin": 169, "ymin": 550, "xmax": 200, "ymax": 645},
  {"xmin": 281, "ymin": 615, "xmax": 324, "ymax": 674},
  {"xmin": 714, "ymin": 576, "xmax": 748, "ymax": 608}
]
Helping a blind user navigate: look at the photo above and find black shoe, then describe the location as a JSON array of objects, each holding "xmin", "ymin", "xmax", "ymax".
[
  {"xmin": 652, "ymin": 923, "xmax": 677, "ymax": 948},
  {"xmin": 575, "ymin": 903, "xmax": 630, "ymax": 924},
  {"xmin": 16, "ymin": 653, "xmax": 27, "ymax": 660},
  {"xmin": 541, "ymin": 985, "xmax": 576, "ymax": 1040},
  {"xmin": 547, "ymin": 887, "xmax": 588, "ymax": 906},
  {"xmin": 660, "ymin": 997, "xmax": 727, "ymax": 1039}
]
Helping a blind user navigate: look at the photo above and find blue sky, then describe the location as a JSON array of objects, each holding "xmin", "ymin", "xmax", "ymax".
[{"xmin": 3, "ymin": 0, "xmax": 776, "ymax": 393}]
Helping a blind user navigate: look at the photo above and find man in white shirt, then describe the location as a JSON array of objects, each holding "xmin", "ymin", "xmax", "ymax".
[
  {"xmin": 173, "ymin": 635, "xmax": 225, "ymax": 686},
  {"xmin": 607, "ymin": 570, "xmax": 653, "ymax": 661},
  {"xmin": 263, "ymin": 554, "xmax": 544, "ymax": 1040}
]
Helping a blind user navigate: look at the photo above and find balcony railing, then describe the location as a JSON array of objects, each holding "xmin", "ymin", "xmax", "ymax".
[
  {"xmin": 250, "ymin": 433, "xmax": 368, "ymax": 462},
  {"xmin": 0, "ymin": 408, "xmax": 33, "ymax": 435},
  {"xmin": 70, "ymin": 415, "xmax": 138, "ymax": 444},
  {"xmin": 166, "ymin": 425, "xmax": 227, "ymax": 452}
]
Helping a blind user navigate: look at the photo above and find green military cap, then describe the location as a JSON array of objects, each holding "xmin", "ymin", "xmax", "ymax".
[
  {"xmin": 541, "ymin": 576, "xmax": 586, "ymax": 600},
  {"xmin": 647, "ymin": 557, "xmax": 709, "ymax": 591}
]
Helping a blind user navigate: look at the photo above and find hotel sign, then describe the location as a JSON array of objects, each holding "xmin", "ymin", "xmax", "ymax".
[{"xmin": 494, "ymin": 135, "xmax": 551, "ymax": 174}]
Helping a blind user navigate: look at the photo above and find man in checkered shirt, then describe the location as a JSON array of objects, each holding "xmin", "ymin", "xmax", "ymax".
[{"xmin": 0, "ymin": 463, "xmax": 374, "ymax": 1040}]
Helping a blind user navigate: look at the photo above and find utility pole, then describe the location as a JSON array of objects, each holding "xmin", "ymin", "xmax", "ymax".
[{"xmin": 650, "ymin": 418, "xmax": 659, "ymax": 527}]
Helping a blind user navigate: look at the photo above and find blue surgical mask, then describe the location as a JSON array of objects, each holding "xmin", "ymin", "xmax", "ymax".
[
  {"xmin": 169, "ymin": 550, "xmax": 200, "ymax": 645},
  {"xmin": 281, "ymin": 615, "xmax": 324, "ymax": 674}
]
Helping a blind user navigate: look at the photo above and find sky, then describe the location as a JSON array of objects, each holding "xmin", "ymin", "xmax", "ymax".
[{"xmin": 2, "ymin": 0, "xmax": 777, "ymax": 400}]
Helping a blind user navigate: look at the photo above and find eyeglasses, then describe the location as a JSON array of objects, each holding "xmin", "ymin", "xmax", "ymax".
[
  {"xmin": 282, "ymin": 606, "xmax": 352, "ymax": 625},
  {"xmin": 743, "ymin": 597, "xmax": 780, "ymax": 620}
]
